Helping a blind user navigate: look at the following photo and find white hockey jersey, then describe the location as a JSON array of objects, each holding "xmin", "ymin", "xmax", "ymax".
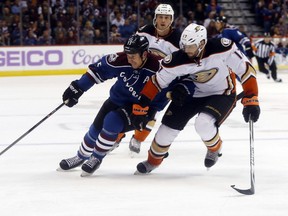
[{"xmin": 156, "ymin": 38, "xmax": 258, "ymax": 98}]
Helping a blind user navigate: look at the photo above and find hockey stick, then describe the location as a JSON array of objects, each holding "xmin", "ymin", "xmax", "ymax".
[
  {"xmin": 231, "ymin": 116, "xmax": 255, "ymax": 195},
  {"xmin": 0, "ymin": 102, "xmax": 66, "ymax": 156}
]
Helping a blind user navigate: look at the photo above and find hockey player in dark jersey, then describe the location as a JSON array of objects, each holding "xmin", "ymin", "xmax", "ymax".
[
  {"xmin": 57, "ymin": 34, "xmax": 171, "ymax": 176},
  {"xmin": 214, "ymin": 15, "xmax": 254, "ymax": 61},
  {"xmin": 131, "ymin": 23, "xmax": 260, "ymax": 174},
  {"xmin": 121, "ymin": 4, "xmax": 182, "ymax": 155}
]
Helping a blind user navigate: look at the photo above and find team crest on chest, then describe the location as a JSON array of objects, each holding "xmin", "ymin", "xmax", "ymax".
[{"xmin": 191, "ymin": 68, "xmax": 218, "ymax": 83}]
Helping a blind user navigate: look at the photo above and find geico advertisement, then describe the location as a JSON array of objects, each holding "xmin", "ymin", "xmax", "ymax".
[{"xmin": 0, "ymin": 45, "xmax": 123, "ymax": 71}]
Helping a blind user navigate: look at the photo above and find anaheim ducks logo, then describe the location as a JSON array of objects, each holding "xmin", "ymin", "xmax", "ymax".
[
  {"xmin": 190, "ymin": 68, "xmax": 218, "ymax": 83},
  {"xmin": 195, "ymin": 25, "xmax": 201, "ymax": 32}
]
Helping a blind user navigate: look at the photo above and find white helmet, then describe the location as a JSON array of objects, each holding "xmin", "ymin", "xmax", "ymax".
[
  {"xmin": 153, "ymin": 4, "xmax": 174, "ymax": 25},
  {"xmin": 180, "ymin": 23, "xmax": 207, "ymax": 54}
]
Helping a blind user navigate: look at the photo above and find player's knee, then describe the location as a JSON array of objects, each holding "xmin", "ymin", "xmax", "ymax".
[
  {"xmin": 154, "ymin": 124, "xmax": 180, "ymax": 145},
  {"xmin": 195, "ymin": 113, "xmax": 217, "ymax": 140},
  {"xmin": 103, "ymin": 111, "xmax": 124, "ymax": 134}
]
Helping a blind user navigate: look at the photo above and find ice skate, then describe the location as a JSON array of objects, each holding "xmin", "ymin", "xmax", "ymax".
[
  {"xmin": 57, "ymin": 155, "xmax": 85, "ymax": 171},
  {"xmin": 135, "ymin": 160, "xmax": 158, "ymax": 174},
  {"xmin": 274, "ymin": 78, "xmax": 282, "ymax": 83},
  {"xmin": 204, "ymin": 148, "xmax": 222, "ymax": 168},
  {"xmin": 129, "ymin": 135, "xmax": 141, "ymax": 155},
  {"xmin": 81, "ymin": 155, "xmax": 102, "ymax": 177}
]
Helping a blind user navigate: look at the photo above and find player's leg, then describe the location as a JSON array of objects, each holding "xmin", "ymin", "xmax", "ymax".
[
  {"xmin": 81, "ymin": 106, "xmax": 134, "ymax": 176},
  {"xmin": 129, "ymin": 119, "xmax": 155, "ymax": 154},
  {"xmin": 196, "ymin": 94, "xmax": 236, "ymax": 168},
  {"xmin": 136, "ymin": 102, "xmax": 196, "ymax": 174},
  {"xmin": 58, "ymin": 99, "xmax": 119, "ymax": 171}
]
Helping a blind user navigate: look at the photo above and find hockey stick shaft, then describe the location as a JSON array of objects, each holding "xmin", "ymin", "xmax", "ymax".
[
  {"xmin": 231, "ymin": 116, "xmax": 255, "ymax": 195},
  {"xmin": 249, "ymin": 117, "xmax": 255, "ymax": 193},
  {"xmin": 0, "ymin": 102, "xmax": 66, "ymax": 156}
]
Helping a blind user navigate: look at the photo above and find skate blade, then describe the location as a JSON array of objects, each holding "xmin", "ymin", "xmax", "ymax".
[
  {"xmin": 56, "ymin": 167, "xmax": 67, "ymax": 172},
  {"xmin": 80, "ymin": 171, "xmax": 93, "ymax": 177},
  {"xmin": 134, "ymin": 170, "xmax": 150, "ymax": 175},
  {"xmin": 129, "ymin": 150, "xmax": 140, "ymax": 158}
]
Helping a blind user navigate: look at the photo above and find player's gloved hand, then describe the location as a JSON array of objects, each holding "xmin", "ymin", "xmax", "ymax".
[
  {"xmin": 170, "ymin": 84, "xmax": 190, "ymax": 106},
  {"xmin": 130, "ymin": 104, "xmax": 149, "ymax": 131},
  {"xmin": 62, "ymin": 81, "xmax": 84, "ymax": 107},
  {"xmin": 242, "ymin": 96, "xmax": 260, "ymax": 122}
]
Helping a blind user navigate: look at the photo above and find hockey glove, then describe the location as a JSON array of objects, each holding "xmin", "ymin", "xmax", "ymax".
[
  {"xmin": 170, "ymin": 84, "xmax": 190, "ymax": 106},
  {"xmin": 130, "ymin": 104, "xmax": 149, "ymax": 131},
  {"xmin": 242, "ymin": 96, "xmax": 260, "ymax": 122},
  {"xmin": 62, "ymin": 81, "xmax": 84, "ymax": 107}
]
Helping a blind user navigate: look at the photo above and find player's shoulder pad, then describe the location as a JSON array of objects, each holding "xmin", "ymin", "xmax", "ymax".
[
  {"xmin": 166, "ymin": 28, "xmax": 182, "ymax": 48},
  {"xmin": 204, "ymin": 38, "xmax": 233, "ymax": 57},
  {"xmin": 145, "ymin": 52, "xmax": 162, "ymax": 71},
  {"xmin": 106, "ymin": 52, "xmax": 129, "ymax": 66},
  {"xmin": 162, "ymin": 50, "xmax": 190, "ymax": 68},
  {"xmin": 137, "ymin": 24, "xmax": 155, "ymax": 35}
]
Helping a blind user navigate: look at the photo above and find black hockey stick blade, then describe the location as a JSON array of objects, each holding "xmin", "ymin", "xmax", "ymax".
[{"xmin": 231, "ymin": 184, "xmax": 255, "ymax": 195}]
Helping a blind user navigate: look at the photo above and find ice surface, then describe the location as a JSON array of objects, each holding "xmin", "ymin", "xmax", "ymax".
[{"xmin": 1, "ymin": 71, "xmax": 288, "ymax": 216}]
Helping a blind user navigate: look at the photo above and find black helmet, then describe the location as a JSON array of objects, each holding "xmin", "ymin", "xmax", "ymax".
[
  {"xmin": 214, "ymin": 15, "xmax": 227, "ymax": 23},
  {"xmin": 124, "ymin": 34, "xmax": 149, "ymax": 55}
]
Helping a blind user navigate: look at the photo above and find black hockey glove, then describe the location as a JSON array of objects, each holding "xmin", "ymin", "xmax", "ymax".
[
  {"xmin": 170, "ymin": 84, "xmax": 190, "ymax": 106},
  {"xmin": 62, "ymin": 81, "xmax": 84, "ymax": 107},
  {"xmin": 130, "ymin": 104, "xmax": 149, "ymax": 131},
  {"xmin": 242, "ymin": 96, "xmax": 260, "ymax": 122}
]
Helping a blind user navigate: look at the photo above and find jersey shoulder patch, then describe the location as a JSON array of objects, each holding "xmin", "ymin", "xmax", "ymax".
[
  {"xmin": 204, "ymin": 38, "xmax": 233, "ymax": 57},
  {"xmin": 162, "ymin": 50, "xmax": 190, "ymax": 68},
  {"xmin": 106, "ymin": 52, "xmax": 129, "ymax": 67},
  {"xmin": 220, "ymin": 38, "xmax": 232, "ymax": 47}
]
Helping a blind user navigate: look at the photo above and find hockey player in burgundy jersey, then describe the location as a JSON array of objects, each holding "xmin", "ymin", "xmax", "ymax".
[
  {"xmin": 123, "ymin": 4, "xmax": 182, "ymax": 155},
  {"xmin": 131, "ymin": 23, "xmax": 261, "ymax": 174},
  {"xmin": 57, "ymin": 34, "xmax": 171, "ymax": 176}
]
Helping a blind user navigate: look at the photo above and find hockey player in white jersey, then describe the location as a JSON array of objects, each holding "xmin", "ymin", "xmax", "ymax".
[
  {"xmin": 131, "ymin": 23, "xmax": 261, "ymax": 174},
  {"xmin": 117, "ymin": 4, "xmax": 182, "ymax": 155},
  {"xmin": 137, "ymin": 4, "xmax": 181, "ymax": 57}
]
